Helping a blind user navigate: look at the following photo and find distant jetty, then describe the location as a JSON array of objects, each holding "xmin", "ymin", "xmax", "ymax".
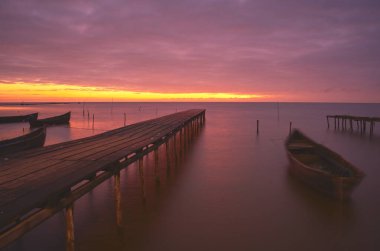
[{"xmin": 327, "ymin": 115, "xmax": 379, "ymax": 136}]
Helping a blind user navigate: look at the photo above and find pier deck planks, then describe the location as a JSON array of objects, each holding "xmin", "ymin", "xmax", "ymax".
[{"xmin": 0, "ymin": 109, "xmax": 205, "ymax": 230}]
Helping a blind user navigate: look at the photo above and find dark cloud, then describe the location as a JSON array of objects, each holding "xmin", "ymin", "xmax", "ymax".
[{"xmin": 0, "ymin": 0, "xmax": 379, "ymax": 101}]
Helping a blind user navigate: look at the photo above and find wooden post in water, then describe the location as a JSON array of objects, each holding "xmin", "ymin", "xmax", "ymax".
[
  {"xmin": 154, "ymin": 148, "xmax": 160, "ymax": 185},
  {"xmin": 173, "ymin": 132, "xmax": 178, "ymax": 165},
  {"xmin": 92, "ymin": 114, "xmax": 94, "ymax": 130},
  {"xmin": 114, "ymin": 172, "xmax": 122, "ymax": 227},
  {"xmin": 123, "ymin": 113, "xmax": 126, "ymax": 126},
  {"xmin": 256, "ymin": 120, "xmax": 259, "ymax": 134},
  {"xmin": 138, "ymin": 157, "xmax": 145, "ymax": 203},
  {"xmin": 277, "ymin": 102, "xmax": 280, "ymax": 121},
  {"xmin": 334, "ymin": 117, "xmax": 337, "ymax": 130},
  {"xmin": 179, "ymin": 127, "xmax": 183, "ymax": 157},
  {"xmin": 65, "ymin": 204, "xmax": 75, "ymax": 251},
  {"xmin": 289, "ymin": 121, "xmax": 292, "ymax": 135},
  {"xmin": 350, "ymin": 119, "xmax": 353, "ymax": 132},
  {"xmin": 166, "ymin": 141, "xmax": 170, "ymax": 173},
  {"xmin": 326, "ymin": 116, "xmax": 330, "ymax": 129}
]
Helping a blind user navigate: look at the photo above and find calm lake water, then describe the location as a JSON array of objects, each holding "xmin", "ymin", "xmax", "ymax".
[{"xmin": 1, "ymin": 102, "xmax": 380, "ymax": 251}]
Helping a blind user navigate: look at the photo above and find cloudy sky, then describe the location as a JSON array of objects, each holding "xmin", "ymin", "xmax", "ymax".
[{"xmin": 0, "ymin": 0, "xmax": 379, "ymax": 102}]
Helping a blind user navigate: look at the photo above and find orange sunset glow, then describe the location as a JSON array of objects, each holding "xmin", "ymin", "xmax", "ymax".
[{"xmin": 0, "ymin": 82, "xmax": 272, "ymax": 102}]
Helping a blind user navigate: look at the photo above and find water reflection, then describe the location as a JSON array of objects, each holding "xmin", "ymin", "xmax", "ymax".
[{"xmin": 72, "ymin": 119, "xmax": 204, "ymax": 251}]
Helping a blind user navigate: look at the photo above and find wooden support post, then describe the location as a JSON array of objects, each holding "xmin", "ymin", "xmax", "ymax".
[
  {"xmin": 350, "ymin": 119, "xmax": 353, "ymax": 131},
  {"xmin": 65, "ymin": 204, "xmax": 75, "ymax": 251},
  {"xmin": 92, "ymin": 114, "xmax": 94, "ymax": 130},
  {"xmin": 138, "ymin": 157, "xmax": 145, "ymax": 203},
  {"xmin": 173, "ymin": 133, "xmax": 178, "ymax": 165},
  {"xmin": 327, "ymin": 117, "xmax": 330, "ymax": 129},
  {"xmin": 344, "ymin": 118, "xmax": 346, "ymax": 130},
  {"xmin": 256, "ymin": 120, "xmax": 259, "ymax": 134},
  {"xmin": 289, "ymin": 121, "xmax": 292, "ymax": 135},
  {"xmin": 179, "ymin": 128, "xmax": 183, "ymax": 157},
  {"xmin": 87, "ymin": 110, "xmax": 90, "ymax": 121},
  {"xmin": 334, "ymin": 117, "xmax": 337, "ymax": 130},
  {"xmin": 166, "ymin": 141, "xmax": 170, "ymax": 172},
  {"xmin": 123, "ymin": 113, "xmax": 126, "ymax": 126},
  {"xmin": 114, "ymin": 172, "xmax": 122, "ymax": 227},
  {"xmin": 154, "ymin": 148, "xmax": 160, "ymax": 185}
]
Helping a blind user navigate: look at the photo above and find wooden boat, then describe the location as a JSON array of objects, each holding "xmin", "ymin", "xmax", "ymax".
[
  {"xmin": 0, "ymin": 127, "xmax": 46, "ymax": 155},
  {"xmin": 30, "ymin": 112, "xmax": 71, "ymax": 128},
  {"xmin": 285, "ymin": 129, "xmax": 364, "ymax": 200},
  {"xmin": 0, "ymin": 113, "xmax": 38, "ymax": 124}
]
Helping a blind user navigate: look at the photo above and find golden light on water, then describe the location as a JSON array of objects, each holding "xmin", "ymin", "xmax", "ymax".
[{"xmin": 0, "ymin": 82, "xmax": 272, "ymax": 102}]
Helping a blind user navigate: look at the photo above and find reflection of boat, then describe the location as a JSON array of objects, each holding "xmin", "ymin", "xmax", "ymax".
[
  {"xmin": 285, "ymin": 129, "xmax": 364, "ymax": 200},
  {"xmin": 30, "ymin": 112, "xmax": 71, "ymax": 128},
  {"xmin": 0, "ymin": 113, "xmax": 38, "ymax": 124},
  {"xmin": 0, "ymin": 127, "xmax": 46, "ymax": 155}
]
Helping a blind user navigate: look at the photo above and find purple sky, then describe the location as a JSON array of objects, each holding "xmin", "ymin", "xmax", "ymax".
[{"xmin": 0, "ymin": 0, "xmax": 379, "ymax": 101}]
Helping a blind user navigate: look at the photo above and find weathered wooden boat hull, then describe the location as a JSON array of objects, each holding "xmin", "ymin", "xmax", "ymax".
[
  {"xmin": 0, "ymin": 127, "xmax": 46, "ymax": 156},
  {"xmin": 285, "ymin": 130, "xmax": 364, "ymax": 200},
  {"xmin": 0, "ymin": 113, "xmax": 38, "ymax": 124},
  {"xmin": 30, "ymin": 112, "xmax": 70, "ymax": 128}
]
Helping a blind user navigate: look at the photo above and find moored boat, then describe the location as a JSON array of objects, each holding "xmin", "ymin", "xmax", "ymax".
[
  {"xmin": 285, "ymin": 129, "xmax": 364, "ymax": 200},
  {"xmin": 0, "ymin": 127, "xmax": 46, "ymax": 156},
  {"xmin": 0, "ymin": 113, "xmax": 38, "ymax": 124},
  {"xmin": 29, "ymin": 112, "xmax": 71, "ymax": 128}
]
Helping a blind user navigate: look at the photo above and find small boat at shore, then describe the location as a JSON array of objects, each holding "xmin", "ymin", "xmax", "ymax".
[
  {"xmin": 30, "ymin": 112, "xmax": 71, "ymax": 128},
  {"xmin": 285, "ymin": 129, "xmax": 364, "ymax": 200},
  {"xmin": 0, "ymin": 127, "xmax": 46, "ymax": 156},
  {"xmin": 0, "ymin": 113, "xmax": 38, "ymax": 124}
]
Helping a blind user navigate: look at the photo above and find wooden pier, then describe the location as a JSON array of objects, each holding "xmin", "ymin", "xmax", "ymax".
[
  {"xmin": 326, "ymin": 115, "xmax": 379, "ymax": 136},
  {"xmin": 0, "ymin": 109, "xmax": 205, "ymax": 249}
]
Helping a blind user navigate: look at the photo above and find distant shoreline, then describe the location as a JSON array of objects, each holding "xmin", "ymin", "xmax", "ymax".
[{"xmin": 0, "ymin": 102, "xmax": 75, "ymax": 106}]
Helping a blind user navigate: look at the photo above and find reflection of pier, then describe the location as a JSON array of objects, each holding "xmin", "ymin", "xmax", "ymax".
[
  {"xmin": 327, "ymin": 115, "xmax": 379, "ymax": 136},
  {"xmin": 0, "ymin": 109, "xmax": 205, "ymax": 249}
]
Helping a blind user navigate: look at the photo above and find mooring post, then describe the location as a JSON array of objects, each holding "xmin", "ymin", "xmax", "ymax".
[
  {"xmin": 65, "ymin": 204, "xmax": 75, "ymax": 251},
  {"xmin": 256, "ymin": 120, "xmax": 259, "ymax": 134},
  {"xmin": 123, "ymin": 113, "xmax": 126, "ymax": 126},
  {"xmin": 87, "ymin": 110, "xmax": 90, "ymax": 121},
  {"xmin": 289, "ymin": 121, "xmax": 292, "ymax": 135},
  {"xmin": 114, "ymin": 172, "xmax": 122, "ymax": 227},
  {"xmin": 92, "ymin": 114, "xmax": 94, "ymax": 130}
]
